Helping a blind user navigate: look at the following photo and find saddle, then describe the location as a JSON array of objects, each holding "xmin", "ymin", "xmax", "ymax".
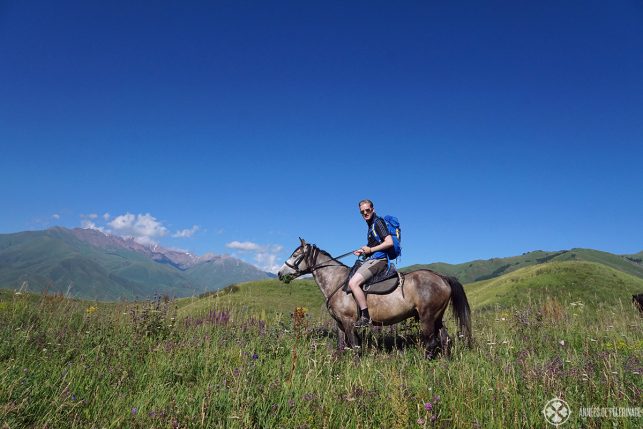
[{"xmin": 342, "ymin": 260, "xmax": 402, "ymax": 295}]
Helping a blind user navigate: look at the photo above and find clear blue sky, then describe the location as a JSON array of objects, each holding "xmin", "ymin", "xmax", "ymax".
[{"xmin": 1, "ymin": 1, "xmax": 642, "ymax": 272}]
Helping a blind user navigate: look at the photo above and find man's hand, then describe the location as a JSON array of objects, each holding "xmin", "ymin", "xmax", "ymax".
[{"xmin": 354, "ymin": 246, "xmax": 372, "ymax": 257}]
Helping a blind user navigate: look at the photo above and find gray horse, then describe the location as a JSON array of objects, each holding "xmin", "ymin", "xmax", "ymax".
[{"xmin": 278, "ymin": 239, "xmax": 472, "ymax": 357}]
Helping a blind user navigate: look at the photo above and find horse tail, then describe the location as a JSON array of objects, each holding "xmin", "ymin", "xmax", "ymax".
[{"xmin": 445, "ymin": 276, "xmax": 472, "ymax": 346}]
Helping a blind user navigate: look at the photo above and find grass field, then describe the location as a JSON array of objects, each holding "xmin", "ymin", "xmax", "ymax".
[{"xmin": 1, "ymin": 261, "xmax": 642, "ymax": 428}]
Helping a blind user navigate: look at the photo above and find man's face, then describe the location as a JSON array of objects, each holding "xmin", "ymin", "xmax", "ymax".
[{"xmin": 359, "ymin": 203, "xmax": 374, "ymax": 222}]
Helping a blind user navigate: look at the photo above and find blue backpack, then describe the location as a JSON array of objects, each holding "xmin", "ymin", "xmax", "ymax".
[{"xmin": 370, "ymin": 215, "xmax": 402, "ymax": 260}]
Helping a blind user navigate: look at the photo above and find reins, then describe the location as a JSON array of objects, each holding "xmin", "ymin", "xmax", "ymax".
[
  {"xmin": 325, "ymin": 281, "xmax": 346, "ymax": 310},
  {"xmin": 286, "ymin": 245, "xmax": 354, "ymax": 275}
]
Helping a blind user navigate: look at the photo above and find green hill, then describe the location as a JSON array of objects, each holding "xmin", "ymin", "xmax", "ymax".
[
  {"xmin": 464, "ymin": 260, "xmax": 643, "ymax": 310},
  {"xmin": 403, "ymin": 248, "xmax": 643, "ymax": 283},
  {"xmin": 175, "ymin": 260, "xmax": 643, "ymax": 322},
  {"xmin": 177, "ymin": 278, "xmax": 325, "ymax": 319}
]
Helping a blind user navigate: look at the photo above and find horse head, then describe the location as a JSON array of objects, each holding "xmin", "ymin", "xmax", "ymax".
[{"xmin": 277, "ymin": 238, "xmax": 316, "ymax": 283}]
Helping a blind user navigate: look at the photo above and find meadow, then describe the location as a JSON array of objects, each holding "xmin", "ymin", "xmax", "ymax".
[{"xmin": 1, "ymin": 261, "xmax": 642, "ymax": 428}]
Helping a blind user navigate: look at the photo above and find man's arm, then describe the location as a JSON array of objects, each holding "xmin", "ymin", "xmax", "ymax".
[{"xmin": 362, "ymin": 235, "xmax": 393, "ymax": 255}]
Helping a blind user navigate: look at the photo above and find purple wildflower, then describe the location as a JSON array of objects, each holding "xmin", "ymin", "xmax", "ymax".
[
  {"xmin": 417, "ymin": 417, "xmax": 425, "ymax": 425},
  {"xmin": 252, "ymin": 353, "xmax": 259, "ymax": 360},
  {"xmin": 432, "ymin": 395, "xmax": 440, "ymax": 403},
  {"xmin": 131, "ymin": 407, "xmax": 138, "ymax": 415},
  {"xmin": 72, "ymin": 395, "xmax": 77, "ymax": 401},
  {"xmin": 424, "ymin": 402, "xmax": 433, "ymax": 411}
]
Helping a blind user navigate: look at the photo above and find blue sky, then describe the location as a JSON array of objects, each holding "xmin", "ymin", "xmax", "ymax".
[{"xmin": 1, "ymin": 1, "xmax": 642, "ymax": 272}]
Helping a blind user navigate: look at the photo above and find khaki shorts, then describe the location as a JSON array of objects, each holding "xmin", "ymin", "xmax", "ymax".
[{"xmin": 355, "ymin": 258, "xmax": 387, "ymax": 283}]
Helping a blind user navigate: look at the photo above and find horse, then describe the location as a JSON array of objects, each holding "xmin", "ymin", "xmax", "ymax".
[
  {"xmin": 277, "ymin": 238, "xmax": 473, "ymax": 358},
  {"xmin": 634, "ymin": 293, "xmax": 643, "ymax": 314}
]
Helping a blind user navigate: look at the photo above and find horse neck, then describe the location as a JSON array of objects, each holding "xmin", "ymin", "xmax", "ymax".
[{"xmin": 311, "ymin": 252, "xmax": 349, "ymax": 299}]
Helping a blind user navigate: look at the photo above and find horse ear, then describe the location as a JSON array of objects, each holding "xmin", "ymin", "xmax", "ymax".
[{"xmin": 299, "ymin": 237, "xmax": 306, "ymax": 246}]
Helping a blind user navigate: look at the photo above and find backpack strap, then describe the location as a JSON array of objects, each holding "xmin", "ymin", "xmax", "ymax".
[
  {"xmin": 369, "ymin": 221, "xmax": 392, "ymax": 271},
  {"xmin": 370, "ymin": 222, "xmax": 381, "ymax": 244}
]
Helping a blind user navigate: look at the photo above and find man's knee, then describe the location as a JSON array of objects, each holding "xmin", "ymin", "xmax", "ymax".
[{"xmin": 349, "ymin": 273, "xmax": 365, "ymax": 289}]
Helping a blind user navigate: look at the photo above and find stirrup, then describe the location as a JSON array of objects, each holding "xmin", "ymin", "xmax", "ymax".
[{"xmin": 354, "ymin": 316, "xmax": 372, "ymax": 328}]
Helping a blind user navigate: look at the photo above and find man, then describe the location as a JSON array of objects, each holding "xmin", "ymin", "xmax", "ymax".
[{"xmin": 350, "ymin": 199, "xmax": 395, "ymax": 328}]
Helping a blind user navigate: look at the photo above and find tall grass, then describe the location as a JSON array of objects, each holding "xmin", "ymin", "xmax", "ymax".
[{"xmin": 1, "ymin": 290, "xmax": 641, "ymax": 428}]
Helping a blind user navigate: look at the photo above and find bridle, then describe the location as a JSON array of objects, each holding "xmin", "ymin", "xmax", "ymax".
[
  {"xmin": 284, "ymin": 243, "xmax": 355, "ymax": 309},
  {"xmin": 285, "ymin": 243, "xmax": 353, "ymax": 278}
]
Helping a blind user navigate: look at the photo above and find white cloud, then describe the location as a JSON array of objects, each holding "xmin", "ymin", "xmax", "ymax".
[
  {"xmin": 226, "ymin": 241, "xmax": 283, "ymax": 273},
  {"xmin": 226, "ymin": 241, "xmax": 263, "ymax": 251},
  {"xmin": 108, "ymin": 213, "xmax": 168, "ymax": 245},
  {"xmin": 103, "ymin": 212, "xmax": 110, "ymax": 221},
  {"xmin": 173, "ymin": 225, "xmax": 200, "ymax": 238},
  {"xmin": 52, "ymin": 213, "xmax": 60, "ymax": 220},
  {"xmin": 254, "ymin": 252, "xmax": 282, "ymax": 274}
]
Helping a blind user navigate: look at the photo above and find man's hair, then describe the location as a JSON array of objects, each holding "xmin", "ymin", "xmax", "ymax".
[{"xmin": 358, "ymin": 199, "xmax": 373, "ymax": 208}]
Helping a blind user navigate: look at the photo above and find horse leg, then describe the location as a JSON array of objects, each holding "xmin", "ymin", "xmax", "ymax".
[
  {"xmin": 336, "ymin": 323, "xmax": 348, "ymax": 351},
  {"xmin": 419, "ymin": 315, "xmax": 440, "ymax": 359},
  {"xmin": 436, "ymin": 319, "xmax": 452, "ymax": 357},
  {"xmin": 341, "ymin": 320, "xmax": 361, "ymax": 351}
]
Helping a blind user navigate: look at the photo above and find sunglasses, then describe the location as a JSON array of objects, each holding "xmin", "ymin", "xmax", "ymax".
[{"xmin": 360, "ymin": 208, "xmax": 373, "ymax": 215}]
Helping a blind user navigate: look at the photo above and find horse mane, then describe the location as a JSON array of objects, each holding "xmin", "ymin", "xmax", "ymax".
[{"xmin": 315, "ymin": 246, "xmax": 349, "ymax": 268}]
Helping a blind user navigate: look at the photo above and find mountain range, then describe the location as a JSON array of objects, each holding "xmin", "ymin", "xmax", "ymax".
[
  {"xmin": 0, "ymin": 227, "xmax": 269, "ymax": 300},
  {"xmin": 1, "ymin": 226, "xmax": 641, "ymax": 302}
]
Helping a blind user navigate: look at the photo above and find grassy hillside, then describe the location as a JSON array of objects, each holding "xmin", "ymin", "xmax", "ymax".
[
  {"xmin": 465, "ymin": 260, "xmax": 643, "ymax": 310},
  {"xmin": 404, "ymin": 248, "xmax": 643, "ymax": 283},
  {"xmin": 1, "ymin": 263, "xmax": 641, "ymax": 428},
  {"xmin": 177, "ymin": 279, "xmax": 325, "ymax": 319},
  {"xmin": 174, "ymin": 261, "xmax": 643, "ymax": 319}
]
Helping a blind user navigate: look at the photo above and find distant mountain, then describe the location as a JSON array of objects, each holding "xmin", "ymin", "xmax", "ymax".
[
  {"xmin": 402, "ymin": 248, "xmax": 643, "ymax": 283},
  {"xmin": 0, "ymin": 227, "xmax": 269, "ymax": 301}
]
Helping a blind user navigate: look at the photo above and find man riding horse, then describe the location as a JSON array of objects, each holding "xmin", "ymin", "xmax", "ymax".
[
  {"xmin": 350, "ymin": 199, "xmax": 396, "ymax": 328},
  {"xmin": 277, "ymin": 200, "xmax": 472, "ymax": 357}
]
